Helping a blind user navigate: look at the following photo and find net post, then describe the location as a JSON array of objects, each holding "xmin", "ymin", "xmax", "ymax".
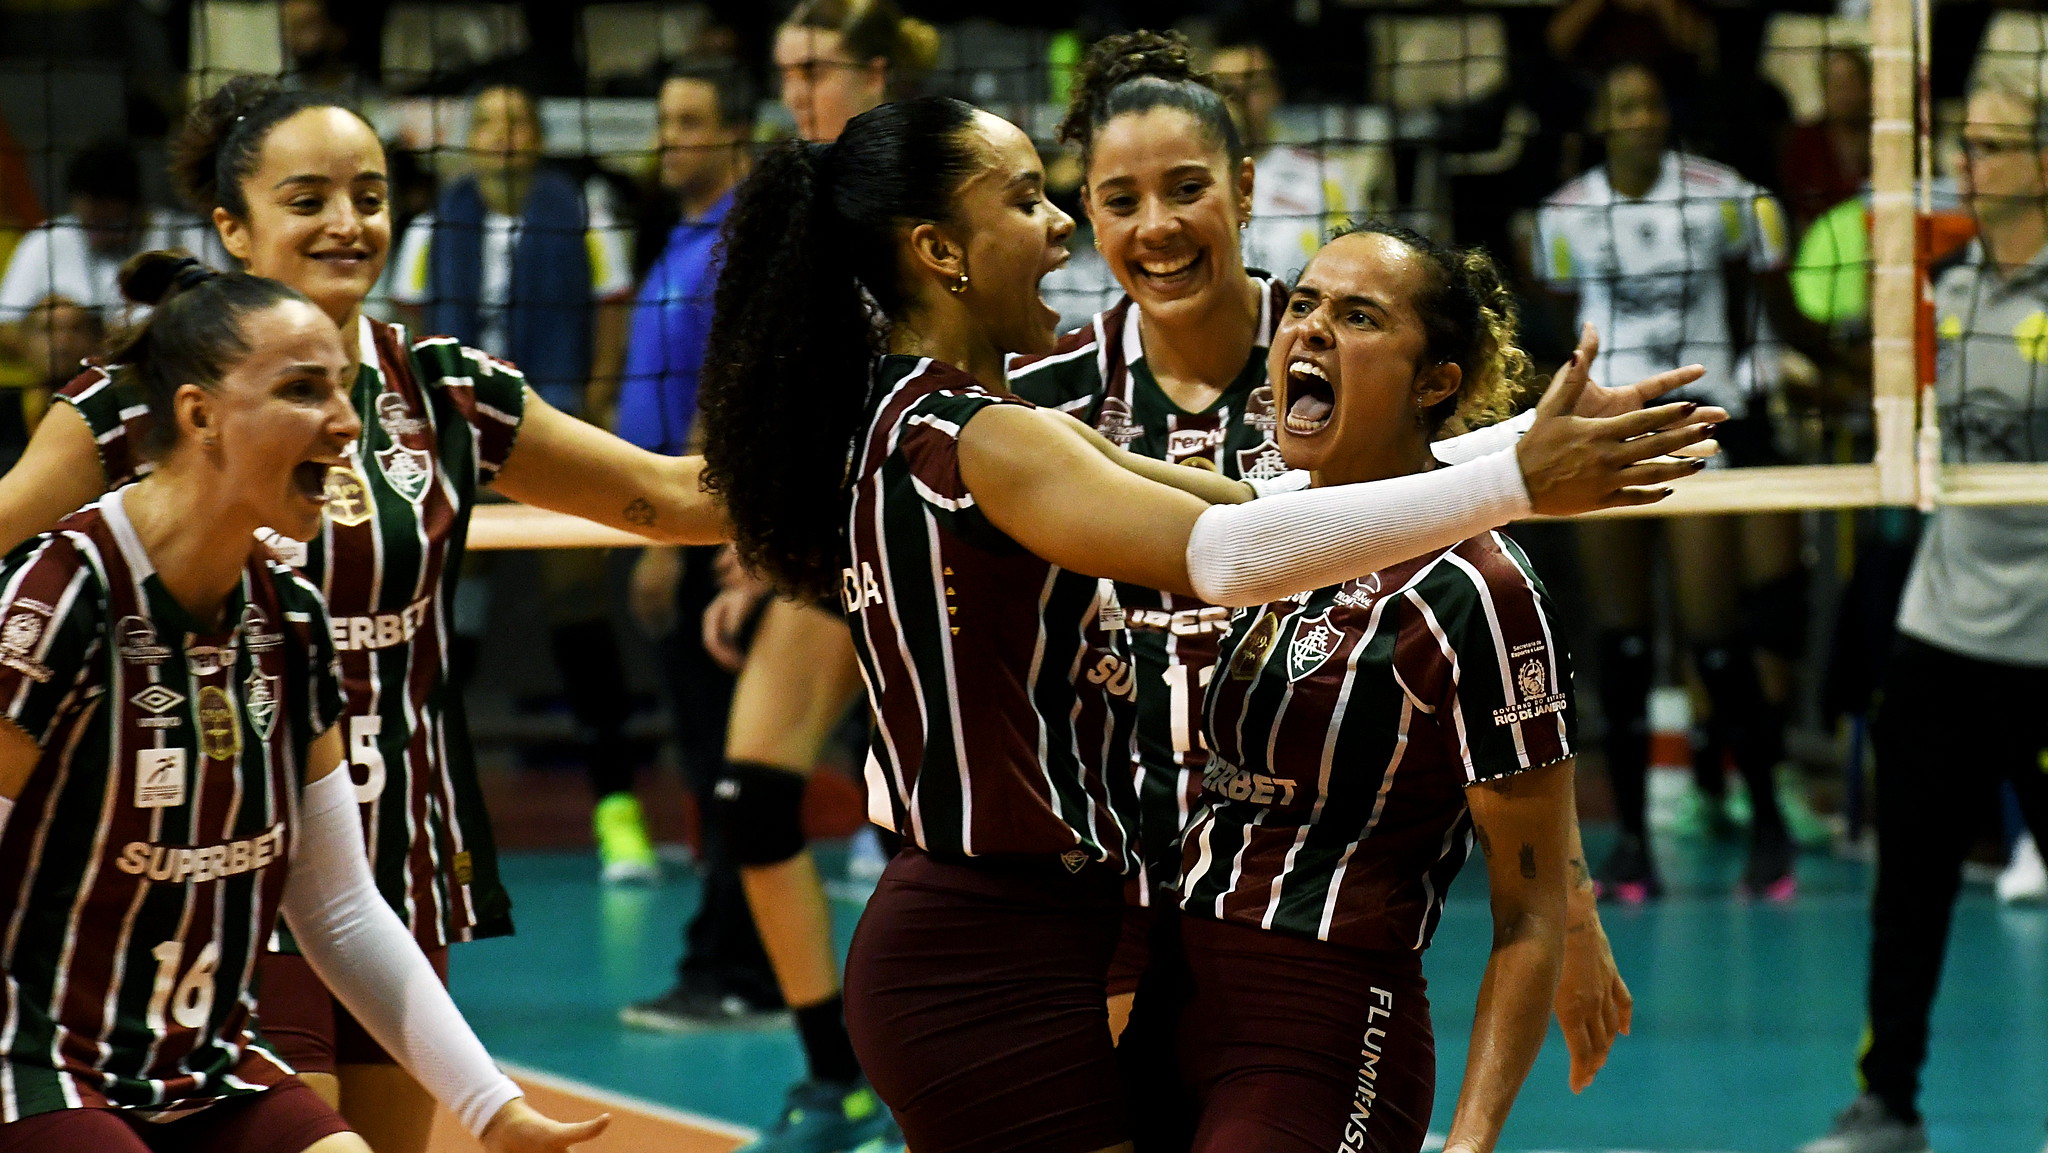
[{"xmin": 1868, "ymin": 0, "xmax": 1921, "ymax": 507}]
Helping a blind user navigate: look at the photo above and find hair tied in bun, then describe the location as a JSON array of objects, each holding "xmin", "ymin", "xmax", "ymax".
[{"xmin": 171, "ymin": 257, "xmax": 216, "ymax": 292}]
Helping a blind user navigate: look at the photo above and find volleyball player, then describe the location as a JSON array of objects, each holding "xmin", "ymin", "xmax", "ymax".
[
  {"xmin": 0, "ymin": 79, "xmax": 729, "ymax": 1153},
  {"xmin": 1536, "ymin": 60, "xmax": 1821, "ymax": 901},
  {"xmin": 0, "ymin": 252, "xmax": 601, "ymax": 1152},
  {"xmin": 698, "ymin": 95, "xmax": 1714, "ymax": 1153},
  {"xmin": 1171, "ymin": 224, "xmax": 1598, "ymax": 1153},
  {"xmin": 666, "ymin": 5, "xmax": 941, "ymax": 1149}
]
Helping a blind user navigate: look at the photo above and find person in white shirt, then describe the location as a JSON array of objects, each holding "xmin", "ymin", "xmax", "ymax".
[
  {"xmin": 1207, "ymin": 34, "xmax": 1388, "ymax": 283},
  {"xmin": 1536, "ymin": 60, "xmax": 1822, "ymax": 903},
  {"xmin": 0, "ymin": 141, "xmax": 221, "ymax": 330}
]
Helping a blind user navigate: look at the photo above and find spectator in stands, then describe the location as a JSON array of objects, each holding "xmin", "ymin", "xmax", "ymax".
[
  {"xmin": 390, "ymin": 81, "xmax": 654, "ymax": 881},
  {"xmin": 0, "ymin": 141, "xmax": 217, "ymax": 330},
  {"xmin": 279, "ymin": 0, "xmax": 380, "ymax": 109},
  {"xmin": 1782, "ymin": 47, "xmax": 1872, "ymax": 234},
  {"xmin": 1207, "ymin": 27, "xmax": 1388, "ymax": 282},
  {"xmin": 0, "ymin": 296, "xmax": 97, "ymax": 472},
  {"xmin": 1536, "ymin": 60, "xmax": 1826, "ymax": 904},
  {"xmin": 774, "ymin": 0, "xmax": 938, "ymax": 143},
  {"xmin": 1547, "ymin": 0, "xmax": 1716, "ymax": 93},
  {"xmin": 611, "ymin": 55, "xmax": 790, "ymax": 1034},
  {"xmin": 1800, "ymin": 68, "xmax": 2048, "ymax": 1153}
]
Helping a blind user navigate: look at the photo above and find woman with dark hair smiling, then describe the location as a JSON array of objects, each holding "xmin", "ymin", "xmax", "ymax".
[{"xmin": 697, "ymin": 92, "xmax": 1713, "ymax": 1153}]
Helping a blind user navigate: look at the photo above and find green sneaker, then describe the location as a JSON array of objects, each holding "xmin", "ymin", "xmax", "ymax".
[
  {"xmin": 594, "ymin": 792, "xmax": 658, "ymax": 884},
  {"xmin": 738, "ymin": 1079, "xmax": 895, "ymax": 1153},
  {"xmin": 1776, "ymin": 767, "xmax": 1836, "ymax": 851}
]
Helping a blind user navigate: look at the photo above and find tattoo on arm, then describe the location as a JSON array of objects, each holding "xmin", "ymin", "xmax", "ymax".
[
  {"xmin": 624, "ymin": 497, "xmax": 655, "ymax": 527},
  {"xmin": 1519, "ymin": 843, "xmax": 1537, "ymax": 879},
  {"xmin": 1569, "ymin": 857, "xmax": 1592, "ymax": 892},
  {"xmin": 1476, "ymin": 825, "xmax": 1493, "ymax": 859}
]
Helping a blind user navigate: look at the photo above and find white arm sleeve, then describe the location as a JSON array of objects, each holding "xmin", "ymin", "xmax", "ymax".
[
  {"xmin": 1244, "ymin": 469, "xmax": 1312, "ymax": 499},
  {"xmin": 281, "ymin": 769, "xmax": 522, "ymax": 1137},
  {"xmin": 1186, "ymin": 449, "xmax": 1531, "ymax": 607},
  {"xmin": 1432, "ymin": 409, "xmax": 1536, "ymax": 466}
]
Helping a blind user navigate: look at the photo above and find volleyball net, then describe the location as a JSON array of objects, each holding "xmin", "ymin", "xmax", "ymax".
[{"xmin": 5, "ymin": 0, "xmax": 2040, "ymax": 547}]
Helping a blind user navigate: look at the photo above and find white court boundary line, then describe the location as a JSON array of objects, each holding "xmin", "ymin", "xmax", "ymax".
[{"xmin": 501, "ymin": 1060, "xmax": 762, "ymax": 1142}]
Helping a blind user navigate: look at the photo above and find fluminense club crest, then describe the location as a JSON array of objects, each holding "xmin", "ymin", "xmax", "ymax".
[{"xmin": 1286, "ymin": 609, "xmax": 1340, "ymax": 681}]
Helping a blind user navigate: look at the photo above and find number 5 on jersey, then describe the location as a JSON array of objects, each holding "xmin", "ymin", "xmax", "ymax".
[{"xmin": 349, "ymin": 715, "xmax": 386, "ymax": 803}]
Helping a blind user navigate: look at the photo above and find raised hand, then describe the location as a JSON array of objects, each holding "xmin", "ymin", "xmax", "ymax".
[{"xmin": 1516, "ymin": 332, "xmax": 1722, "ymax": 515}]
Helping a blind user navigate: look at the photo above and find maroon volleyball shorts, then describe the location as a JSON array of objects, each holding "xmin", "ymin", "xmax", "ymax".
[
  {"xmin": 1177, "ymin": 914, "xmax": 1437, "ymax": 1153},
  {"xmin": 257, "ymin": 946, "xmax": 450, "ymax": 1075},
  {"xmin": 843, "ymin": 846, "xmax": 1128, "ymax": 1153},
  {"xmin": 0, "ymin": 1078, "xmax": 350, "ymax": 1153}
]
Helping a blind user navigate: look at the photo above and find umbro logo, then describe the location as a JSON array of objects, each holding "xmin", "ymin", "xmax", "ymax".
[{"xmin": 131, "ymin": 685, "xmax": 185, "ymax": 714}]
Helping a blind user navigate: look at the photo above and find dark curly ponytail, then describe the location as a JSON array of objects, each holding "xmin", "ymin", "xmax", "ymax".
[
  {"xmin": 1329, "ymin": 222, "xmax": 1532, "ymax": 437},
  {"xmin": 1056, "ymin": 30, "xmax": 1243, "ymax": 170},
  {"xmin": 172, "ymin": 76, "xmax": 365, "ymax": 217},
  {"xmin": 698, "ymin": 96, "xmax": 981, "ymax": 599},
  {"xmin": 106, "ymin": 251, "xmax": 310, "ymax": 458}
]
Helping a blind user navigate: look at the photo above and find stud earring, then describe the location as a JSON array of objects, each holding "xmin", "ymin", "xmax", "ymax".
[{"xmin": 949, "ymin": 273, "xmax": 969, "ymax": 294}]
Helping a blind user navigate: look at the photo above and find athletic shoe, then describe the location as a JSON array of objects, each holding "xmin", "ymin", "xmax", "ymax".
[
  {"xmin": 594, "ymin": 792, "xmax": 659, "ymax": 884},
  {"xmin": 1741, "ymin": 828, "xmax": 1797, "ymax": 902},
  {"xmin": 1797, "ymin": 1095, "xmax": 1931, "ymax": 1153},
  {"xmin": 1660, "ymin": 784, "xmax": 1736, "ymax": 843},
  {"xmin": 1999, "ymin": 833, "xmax": 2048, "ymax": 905},
  {"xmin": 1594, "ymin": 833, "xmax": 1662, "ymax": 904},
  {"xmin": 1776, "ymin": 767, "xmax": 1837, "ymax": 851},
  {"xmin": 618, "ymin": 983, "xmax": 789, "ymax": 1032},
  {"xmin": 737, "ymin": 1078, "xmax": 895, "ymax": 1153}
]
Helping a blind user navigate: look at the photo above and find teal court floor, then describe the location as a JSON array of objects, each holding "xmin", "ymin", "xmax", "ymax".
[{"xmin": 447, "ymin": 834, "xmax": 2048, "ymax": 1153}]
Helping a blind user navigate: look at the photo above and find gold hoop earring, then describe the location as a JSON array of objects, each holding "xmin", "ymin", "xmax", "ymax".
[{"xmin": 949, "ymin": 273, "xmax": 969, "ymax": 294}]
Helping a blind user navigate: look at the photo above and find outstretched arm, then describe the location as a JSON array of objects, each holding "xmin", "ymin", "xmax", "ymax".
[
  {"xmin": 287, "ymin": 732, "xmax": 610, "ymax": 1152},
  {"xmin": 963, "ymin": 353, "xmax": 1718, "ymax": 606},
  {"xmin": 0, "ymin": 403, "xmax": 106, "ymax": 555},
  {"xmin": 492, "ymin": 388, "xmax": 730, "ymax": 546},
  {"xmin": 1448, "ymin": 758, "xmax": 1577, "ymax": 1153}
]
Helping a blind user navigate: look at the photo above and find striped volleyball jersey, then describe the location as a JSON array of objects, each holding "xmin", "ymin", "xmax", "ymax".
[
  {"xmin": 0, "ymin": 490, "xmax": 344, "ymax": 1121},
  {"xmin": 58, "ymin": 315, "xmax": 525, "ymax": 949},
  {"xmin": 846, "ymin": 356, "xmax": 1138, "ymax": 869},
  {"xmin": 1007, "ymin": 278, "xmax": 1286, "ymax": 897},
  {"xmin": 1178, "ymin": 530, "xmax": 1575, "ymax": 953}
]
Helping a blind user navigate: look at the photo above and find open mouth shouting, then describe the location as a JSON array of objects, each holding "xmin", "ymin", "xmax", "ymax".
[
  {"xmin": 1283, "ymin": 358, "xmax": 1336, "ymax": 435},
  {"xmin": 293, "ymin": 455, "xmax": 348, "ymax": 508}
]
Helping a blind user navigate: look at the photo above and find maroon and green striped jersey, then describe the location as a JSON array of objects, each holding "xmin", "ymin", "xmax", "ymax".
[
  {"xmin": 1007, "ymin": 279, "xmax": 1286, "ymax": 897},
  {"xmin": 1178, "ymin": 531, "xmax": 1575, "ymax": 953},
  {"xmin": 57, "ymin": 316, "xmax": 525, "ymax": 949},
  {"xmin": 846, "ymin": 356, "xmax": 1138, "ymax": 869},
  {"xmin": 0, "ymin": 491, "xmax": 344, "ymax": 1122}
]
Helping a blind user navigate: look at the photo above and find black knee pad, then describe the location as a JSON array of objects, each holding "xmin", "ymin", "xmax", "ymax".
[{"xmin": 711, "ymin": 761, "xmax": 808, "ymax": 866}]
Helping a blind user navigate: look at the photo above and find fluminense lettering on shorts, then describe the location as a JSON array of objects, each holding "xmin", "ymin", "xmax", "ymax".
[
  {"xmin": 1340, "ymin": 986, "xmax": 1397, "ymax": 1152},
  {"xmin": 330, "ymin": 596, "xmax": 433, "ymax": 652},
  {"xmin": 114, "ymin": 822, "xmax": 286, "ymax": 883}
]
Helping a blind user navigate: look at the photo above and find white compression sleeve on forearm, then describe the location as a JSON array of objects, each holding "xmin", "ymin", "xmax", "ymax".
[
  {"xmin": 1244, "ymin": 469, "xmax": 1313, "ymax": 499},
  {"xmin": 281, "ymin": 768, "xmax": 522, "ymax": 1136},
  {"xmin": 1432, "ymin": 409, "xmax": 1535, "ymax": 466},
  {"xmin": 1185, "ymin": 449, "xmax": 1531, "ymax": 607}
]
